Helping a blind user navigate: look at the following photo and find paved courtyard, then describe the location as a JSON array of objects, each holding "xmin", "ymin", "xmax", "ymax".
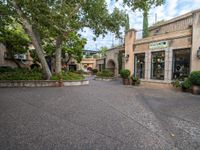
[{"xmin": 0, "ymin": 80, "xmax": 200, "ymax": 150}]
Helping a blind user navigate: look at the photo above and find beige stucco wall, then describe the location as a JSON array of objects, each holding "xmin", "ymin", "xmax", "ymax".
[
  {"xmin": 79, "ymin": 58, "xmax": 96, "ymax": 70},
  {"xmin": 191, "ymin": 11, "xmax": 200, "ymax": 71},
  {"xmin": 150, "ymin": 15, "xmax": 193, "ymax": 36},
  {"xmin": 125, "ymin": 29, "xmax": 136, "ymax": 75}
]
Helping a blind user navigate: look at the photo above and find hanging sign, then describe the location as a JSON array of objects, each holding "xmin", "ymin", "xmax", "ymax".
[{"xmin": 149, "ymin": 41, "xmax": 168, "ymax": 50}]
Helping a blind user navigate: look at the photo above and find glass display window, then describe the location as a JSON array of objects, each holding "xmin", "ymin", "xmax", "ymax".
[
  {"xmin": 134, "ymin": 53, "xmax": 145, "ymax": 79},
  {"xmin": 151, "ymin": 51, "xmax": 165, "ymax": 80},
  {"xmin": 172, "ymin": 49, "xmax": 190, "ymax": 80}
]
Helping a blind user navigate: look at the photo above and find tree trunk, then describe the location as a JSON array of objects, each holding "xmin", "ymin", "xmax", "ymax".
[
  {"xmin": 12, "ymin": 0, "xmax": 52, "ymax": 79},
  {"xmin": 143, "ymin": 11, "xmax": 149, "ymax": 38},
  {"xmin": 55, "ymin": 36, "xmax": 62, "ymax": 74},
  {"xmin": 11, "ymin": 55, "xmax": 21, "ymax": 68}
]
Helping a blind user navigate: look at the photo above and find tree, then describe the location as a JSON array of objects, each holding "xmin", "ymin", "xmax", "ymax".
[
  {"xmin": 2, "ymin": 0, "xmax": 127, "ymax": 77},
  {"xmin": 47, "ymin": 0, "xmax": 127, "ymax": 74},
  {"xmin": 99, "ymin": 47, "xmax": 108, "ymax": 57},
  {"xmin": 0, "ymin": 23, "xmax": 30, "ymax": 68},
  {"xmin": 62, "ymin": 32, "xmax": 87, "ymax": 64},
  {"xmin": 123, "ymin": 0, "xmax": 165, "ymax": 37},
  {"xmin": 125, "ymin": 14, "xmax": 130, "ymax": 32},
  {"xmin": 10, "ymin": 0, "xmax": 53, "ymax": 79}
]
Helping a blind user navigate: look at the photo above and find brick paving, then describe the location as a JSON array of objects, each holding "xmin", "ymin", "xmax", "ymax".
[{"xmin": 0, "ymin": 80, "xmax": 200, "ymax": 150}]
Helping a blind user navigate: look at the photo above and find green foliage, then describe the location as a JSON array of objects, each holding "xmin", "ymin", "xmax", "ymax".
[
  {"xmin": 171, "ymin": 79, "xmax": 181, "ymax": 88},
  {"xmin": 122, "ymin": 0, "xmax": 165, "ymax": 38},
  {"xmin": 62, "ymin": 32, "xmax": 87, "ymax": 63},
  {"xmin": 99, "ymin": 47, "xmax": 108, "ymax": 56},
  {"xmin": 0, "ymin": 68, "xmax": 43, "ymax": 80},
  {"xmin": 181, "ymin": 78, "xmax": 191, "ymax": 89},
  {"xmin": 143, "ymin": 12, "xmax": 149, "ymax": 38},
  {"xmin": 189, "ymin": 71, "xmax": 200, "ymax": 86},
  {"xmin": 97, "ymin": 70, "xmax": 113, "ymax": 77},
  {"xmin": 131, "ymin": 76, "xmax": 141, "ymax": 85},
  {"xmin": 76, "ymin": 69, "xmax": 88, "ymax": 75},
  {"xmin": 125, "ymin": 14, "xmax": 130, "ymax": 32},
  {"xmin": 120, "ymin": 69, "xmax": 130, "ymax": 79},
  {"xmin": 51, "ymin": 71, "xmax": 84, "ymax": 81},
  {"xmin": 0, "ymin": 23, "xmax": 30, "ymax": 57},
  {"xmin": 92, "ymin": 69, "xmax": 98, "ymax": 74}
]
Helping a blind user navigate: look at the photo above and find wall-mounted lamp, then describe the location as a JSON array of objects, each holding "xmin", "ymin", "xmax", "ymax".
[
  {"xmin": 197, "ymin": 47, "xmax": 200, "ymax": 59},
  {"xmin": 125, "ymin": 54, "xmax": 129, "ymax": 62}
]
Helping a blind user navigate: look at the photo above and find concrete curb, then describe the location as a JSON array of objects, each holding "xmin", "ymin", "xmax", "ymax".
[
  {"xmin": 0, "ymin": 80, "xmax": 89, "ymax": 88},
  {"xmin": 95, "ymin": 77, "xmax": 116, "ymax": 81}
]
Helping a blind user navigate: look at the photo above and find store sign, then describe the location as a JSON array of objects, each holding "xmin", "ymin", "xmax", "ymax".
[{"xmin": 149, "ymin": 41, "xmax": 168, "ymax": 50}]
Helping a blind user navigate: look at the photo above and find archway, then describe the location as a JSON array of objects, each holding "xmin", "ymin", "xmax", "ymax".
[{"xmin": 107, "ymin": 59, "xmax": 116, "ymax": 76}]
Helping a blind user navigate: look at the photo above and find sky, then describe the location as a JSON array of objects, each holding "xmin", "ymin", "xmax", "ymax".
[{"xmin": 81, "ymin": 0, "xmax": 200, "ymax": 51}]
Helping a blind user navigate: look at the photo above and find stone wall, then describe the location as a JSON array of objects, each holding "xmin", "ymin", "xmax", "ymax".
[
  {"xmin": 0, "ymin": 80, "xmax": 89, "ymax": 87},
  {"xmin": 149, "ymin": 12, "xmax": 193, "ymax": 36}
]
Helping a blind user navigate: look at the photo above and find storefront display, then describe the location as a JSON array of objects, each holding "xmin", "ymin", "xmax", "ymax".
[
  {"xmin": 134, "ymin": 53, "xmax": 145, "ymax": 79},
  {"xmin": 151, "ymin": 51, "xmax": 165, "ymax": 80},
  {"xmin": 172, "ymin": 49, "xmax": 191, "ymax": 80}
]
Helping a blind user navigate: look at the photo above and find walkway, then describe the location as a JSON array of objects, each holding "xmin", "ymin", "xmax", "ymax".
[{"xmin": 0, "ymin": 80, "xmax": 200, "ymax": 149}]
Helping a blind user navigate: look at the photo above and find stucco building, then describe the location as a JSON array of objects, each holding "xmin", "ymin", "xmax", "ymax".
[
  {"xmin": 96, "ymin": 46, "xmax": 125, "ymax": 76},
  {"xmin": 125, "ymin": 9, "xmax": 200, "ymax": 84}
]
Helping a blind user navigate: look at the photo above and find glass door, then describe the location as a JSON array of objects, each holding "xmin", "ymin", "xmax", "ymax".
[
  {"xmin": 151, "ymin": 51, "xmax": 165, "ymax": 80},
  {"xmin": 134, "ymin": 53, "xmax": 145, "ymax": 79}
]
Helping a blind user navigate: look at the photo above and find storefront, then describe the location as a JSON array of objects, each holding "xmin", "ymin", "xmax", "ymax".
[{"xmin": 124, "ymin": 9, "xmax": 200, "ymax": 84}]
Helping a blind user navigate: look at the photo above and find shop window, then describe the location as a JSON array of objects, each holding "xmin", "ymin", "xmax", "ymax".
[
  {"xmin": 151, "ymin": 51, "xmax": 165, "ymax": 80},
  {"xmin": 172, "ymin": 49, "xmax": 190, "ymax": 80},
  {"xmin": 134, "ymin": 53, "xmax": 145, "ymax": 79}
]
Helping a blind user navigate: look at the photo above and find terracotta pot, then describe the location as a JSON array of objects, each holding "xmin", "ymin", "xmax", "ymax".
[
  {"xmin": 58, "ymin": 79, "xmax": 64, "ymax": 87},
  {"xmin": 182, "ymin": 88, "xmax": 192, "ymax": 93},
  {"xmin": 192, "ymin": 85, "xmax": 200, "ymax": 94},
  {"xmin": 122, "ymin": 78, "xmax": 130, "ymax": 85}
]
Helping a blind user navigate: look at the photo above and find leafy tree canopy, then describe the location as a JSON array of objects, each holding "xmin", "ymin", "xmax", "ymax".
[{"xmin": 123, "ymin": 0, "xmax": 164, "ymax": 12}]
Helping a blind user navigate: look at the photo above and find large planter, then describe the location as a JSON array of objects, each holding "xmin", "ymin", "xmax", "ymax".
[
  {"xmin": 122, "ymin": 78, "xmax": 130, "ymax": 85},
  {"xmin": 182, "ymin": 88, "xmax": 192, "ymax": 93},
  {"xmin": 192, "ymin": 85, "xmax": 200, "ymax": 94}
]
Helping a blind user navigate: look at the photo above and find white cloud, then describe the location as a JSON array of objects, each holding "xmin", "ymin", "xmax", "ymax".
[{"xmin": 167, "ymin": 0, "xmax": 178, "ymax": 18}]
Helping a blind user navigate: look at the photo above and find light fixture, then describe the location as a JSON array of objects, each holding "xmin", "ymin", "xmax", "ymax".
[{"xmin": 197, "ymin": 47, "xmax": 200, "ymax": 59}]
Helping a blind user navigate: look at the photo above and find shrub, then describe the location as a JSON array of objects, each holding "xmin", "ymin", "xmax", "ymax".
[
  {"xmin": 120, "ymin": 69, "xmax": 130, "ymax": 79},
  {"xmin": 131, "ymin": 76, "xmax": 140, "ymax": 86},
  {"xmin": 96, "ymin": 70, "xmax": 113, "ymax": 77},
  {"xmin": 171, "ymin": 79, "xmax": 181, "ymax": 88},
  {"xmin": 92, "ymin": 69, "xmax": 98, "ymax": 74},
  {"xmin": 76, "ymin": 69, "xmax": 88, "ymax": 75},
  {"xmin": 181, "ymin": 78, "xmax": 191, "ymax": 89},
  {"xmin": 0, "ymin": 66, "xmax": 14, "ymax": 73},
  {"xmin": 0, "ymin": 68, "xmax": 43, "ymax": 80},
  {"xmin": 189, "ymin": 71, "xmax": 200, "ymax": 86},
  {"xmin": 51, "ymin": 71, "xmax": 84, "ymax": 81}
]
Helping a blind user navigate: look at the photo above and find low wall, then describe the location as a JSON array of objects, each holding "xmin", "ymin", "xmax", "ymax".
[
  {"xmin": 140, "ymin": 80, "xmax": 172, "ymax": 89},
  {"xmin": 95, "ymin": 77, "xmax": 115, "ymax": 81},
  {"xmin": 0, "ymin": 80, "xmax": 89, "ymax": 87}
]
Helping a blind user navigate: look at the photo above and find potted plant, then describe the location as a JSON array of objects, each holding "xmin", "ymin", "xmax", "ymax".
[
  {"xmin": 131, "ymin": 76, "xmax": 141, "ymax": 86},
  {"xmin": 189, "ymin": 71, "xmax": 200, "ymax": 94},
  {"xmin": 120, "ymin": 69, "xmax": 130, "ymax": 85},
  {"xmin": 181, "ymin": 78, "xmax": 191, "ymax": 92}
]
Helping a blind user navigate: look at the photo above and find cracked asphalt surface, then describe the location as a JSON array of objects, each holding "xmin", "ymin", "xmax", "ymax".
[{"xmin": 0, "ymin": 80, "xmax": 200, "ymax": 150}]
